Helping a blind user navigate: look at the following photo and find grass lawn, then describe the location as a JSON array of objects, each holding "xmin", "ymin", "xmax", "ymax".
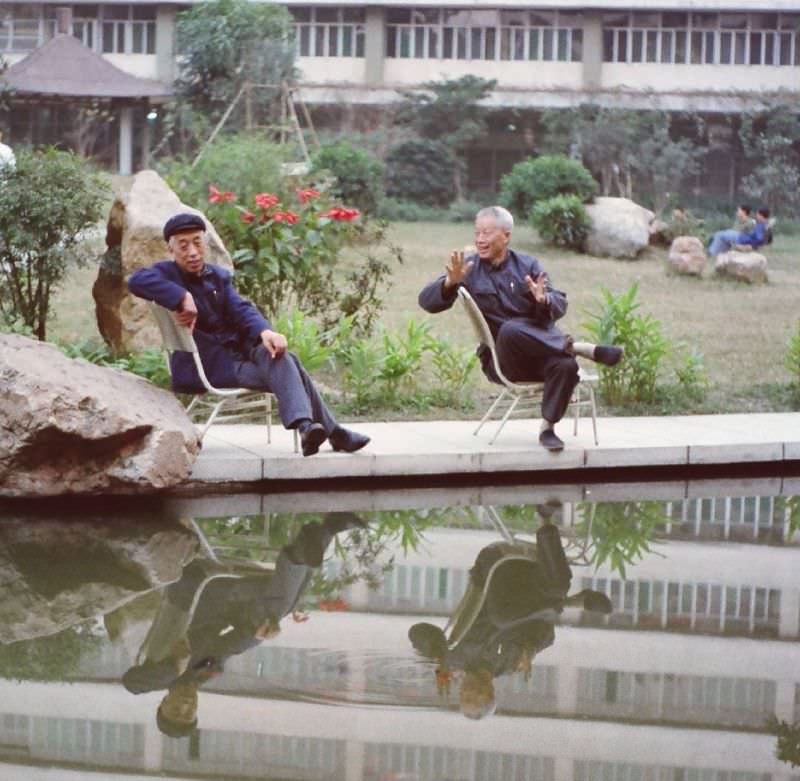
[{"xmin": 49, "ymin": 220, "xmax": 799, "ymax": 415}]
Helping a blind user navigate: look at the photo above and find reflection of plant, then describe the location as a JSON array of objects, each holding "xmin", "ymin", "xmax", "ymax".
[
  {"xmin": 0, "ymin": 624, "xmax": 102, "ymax": 682},
  {"xmin": 776, "ymin": 495, "xmax": 800, "ymax": 538},
  {"xmin": 767, "ymin": 716, "xmax": 800, "ymax": 768},
  {"xmin": 574, "ymin": 501, "xmax": 668, "ymax": 579}
]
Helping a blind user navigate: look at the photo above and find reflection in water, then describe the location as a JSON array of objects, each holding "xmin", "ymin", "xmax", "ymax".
[
  {"xmin": 121, "ymin": 513, "xmax": 364, "ymax": 737},
  {"xmin": 409, "ymin": 514, "xmax": 612, "ymax": 720},
  {"xmin": 0, "ymin": 485, "xmax": 797, "ymax": 780}
]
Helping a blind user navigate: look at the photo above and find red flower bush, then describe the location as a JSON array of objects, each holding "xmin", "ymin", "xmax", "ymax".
[
  {"xmin": 208, "ymin": 184, "xmax": 236, "ymax": 203},
  {"xmin": 254, "ymin": 192, "xmax": 280, "ymax": 210},
  {"xmin": 240, "ymin": 209, "xmax": 256, "ymax": 224},
  {"xmin": 296, "ymin": 188, "xmax": 320, "ymax": 204},
  {"xmin": 271, "ymin": 210, "xmax": 299, "ymax": 224},
  {"xmin": 323, "ymin": 206, "xmax": 360, "ymax": 222}
]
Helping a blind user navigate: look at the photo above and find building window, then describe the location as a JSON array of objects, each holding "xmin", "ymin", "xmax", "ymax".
[
  {"xmin": 386, "ymin": 7, "xmax": 582, "ymax": 62},
  {"xmin": 603, "ymin": 11, "xmax": 800, "ymax": 66},
  {"xmin": 0, "ymin": 3, "xmax": 56, "ymax": 53},
  {"xmin": 291, "ymin": 7, "xmax": 365, "ymax": 58},
  {"xmin": 100, "ymin": 5, "xmax": 155, "ymax": 55}
]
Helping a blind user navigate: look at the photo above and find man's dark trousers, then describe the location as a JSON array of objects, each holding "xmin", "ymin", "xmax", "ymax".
[
  {"xmin": 494, "ymin": 320, "xmax": 579, "ymax": 424},
  {"xmin": 234, "ymin": 345, "xmax": 337, "ymax": 432}
]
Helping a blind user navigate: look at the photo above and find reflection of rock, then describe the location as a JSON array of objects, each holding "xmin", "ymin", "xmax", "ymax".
[
  {"xmin": 92, "ymin": 170, "xmax": 231, "ymax": 354},
  {"xmin": 0, "ymin": 515, "xmax": 199, "ymax": 644},
  {"xmin": 0, "ymin": 334, "xmax": 200, "ymax": 497},
  {"xmin": 714, "ymin": 250, "xmax": 768, "ymax": 284},
  {"xmin": 668, "ymin": 236, "xmax": 706, "ymax": 276},
  {"xmin": 583, "ymin": 197, "xmax": 655, "ymax": 259}
]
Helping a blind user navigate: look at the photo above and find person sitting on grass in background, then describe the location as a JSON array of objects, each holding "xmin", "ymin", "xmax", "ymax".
[
  {"xmin": 734, "ymin": 203, "xmax": 756, "ymax": 234},
  {"xmin": 708, "ymin": 207, "xmax": 770, "ymax": 257},
  {"xmin": 128, "ymin": 212, "xmax": 370, "ymax": 457},
  {"xmin": 418, "ymin": 205, "xmax": 624, "ymax": 452}
]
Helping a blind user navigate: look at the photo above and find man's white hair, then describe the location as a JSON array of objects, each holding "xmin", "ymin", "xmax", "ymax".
[{"xmin": 476, "ymin": 206, "xmax": 514, "ymax": 233}]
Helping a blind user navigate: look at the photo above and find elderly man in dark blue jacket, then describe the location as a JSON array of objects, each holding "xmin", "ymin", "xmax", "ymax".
[
  {"xmin": 419, "ymin": 206, "xmax": 622, "ymax": 451},
  {"xmin": 128, "ymin": 212, "xmax": 369, "ymax": 456}
]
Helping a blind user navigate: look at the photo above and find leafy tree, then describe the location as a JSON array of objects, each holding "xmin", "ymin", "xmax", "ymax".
[
  {"xmin": 170, "ymin": 0, "xmax": 295, "ymax": 143},
  {"xmin": 541, "ymin": 107, "xmax": 702, "ymax": 213},
  {"xmin": 399, "ymin": 75, "xmax": 496, "ymax": 200},
  {"xmin": 385, "ymin": 138, "xmax": 457, "ymax": 207},
  {"xmin": 311, "ymin": 142, "xmax": 385, "ymax": 215},
  {"xmin": 500, "ymin": 154, "xmax": 598, "ymax": 216},
  {"xmin": 530, "ymin": 194, "xmax": 591, "ymax": 249},
  {"xmin": 0, "ymin": 147, "xmax": 108, "ymax": 341},
  {"xmin": 739, "ymin": 103, "xmax": 800, "ymax": 216}
]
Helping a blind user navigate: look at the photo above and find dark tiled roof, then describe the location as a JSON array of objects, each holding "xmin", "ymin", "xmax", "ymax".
[{"xmin": 3, "ymin": 34, "xmax": 171, "ymax": 99}]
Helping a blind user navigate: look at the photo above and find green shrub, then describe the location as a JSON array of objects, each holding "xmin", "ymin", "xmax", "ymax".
[
  {"xmin": 385, "ymin": 138, "xmax": 457, "ymax": 207},
  {"xmin": 162, "ymin": 133, "xmax": 291, "ymax": 208},
  {"xmin": 59, "ymin": 342, "xmax": 172, "ymax": 389},
  {"xmin": 0, "ymin": 147, "xmax": 108, "ymax": 341},
  {"xmin": 446, "ymin": 199, "xmax": 484, "ymax": 223},
  {"xmin": 674, "ymin": 347, "xmax": 709, "ymax": 402},
  {"xmin": 428, "ymin": 337, "xmax": 479, "ymax": 407},
  {"xmin": 582, "ymin": 282, "xmax": 671, "ymax": 405},
  {"xmin": 273, "ymin": 310, "xmax": 333, "ymax": 373},
  {"xmin": 529, "ymin": 194, "xmax": 591, "ymax": 249},
  {"xmin": 311, "ymin": 142, "xmax": 384, "ymax": 215},
  {"xmin": 376, "ymin": 198, "xmax": 448, "ymax": 223},
  {"xmin": 499, "ymin": 154, "xmax": 598, "ymax": 217},
  {"xmin": 786, "ymin": 320, "xmax": 800, "ymax": 390},
  {"xmin": 379, "ymin": 318, "xmax": 431, "ymax": 401}
]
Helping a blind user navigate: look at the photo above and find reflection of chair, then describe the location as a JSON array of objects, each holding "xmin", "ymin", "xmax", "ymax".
[
  {"xmin": 149, "ymin": 302, "xmax": 297, "ymax": 451},
  {"xmin": 457, "ymin": 287, "xmax": 598, "ymax": 445}
]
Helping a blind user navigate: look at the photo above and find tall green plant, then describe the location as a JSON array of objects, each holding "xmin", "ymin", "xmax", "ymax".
[
  {"xmin": 582, "ymin": 282, "xmax": 670, "ymax": 404},
  {"xmin": 379, "ymin": 318, "xmax": 431, "ymax": 401},
  {"xmin": 0, "ymin": 147, "xmax": 108, "ymax": 340},
  {"xmin": 529, "ymin": 194, "xmax": 591, "ymax": 249}
]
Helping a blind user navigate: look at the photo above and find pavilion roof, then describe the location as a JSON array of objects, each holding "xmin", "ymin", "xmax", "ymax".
[{"xmin": 3, "ymin": 34, "xmax": 171, "ymax": 99}]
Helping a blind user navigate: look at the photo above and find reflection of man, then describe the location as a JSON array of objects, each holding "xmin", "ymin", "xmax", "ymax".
[
  {"xmin": 418, "ymin": 206, "xmax": 623, "ymax": 451},
  {"xmin": 409, "ymin": 521, "xmax": 611, "ymax": 720},
  {"xmin": 122, "ymin": 514, "xmax": 362, "ymax": 737},
  {"xmin": 128, "ymin": 213, "xmax": 369, "ymax": 457}
]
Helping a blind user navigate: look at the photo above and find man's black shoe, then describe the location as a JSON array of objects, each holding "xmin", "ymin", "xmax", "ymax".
[
  {"xmin": 329, "ymin": 426, "xmax": 371, "ymax": 453},
  {"xmin": 594, "ymin": 345, "xmax": 624, "ymax": 367},
  {"xmin": 539, "ymin": 428, "xmax": 565, "ymax": 452},
  {"xmin": 300, "ymin": 422, "xmax": 327, "ymax": 457}
]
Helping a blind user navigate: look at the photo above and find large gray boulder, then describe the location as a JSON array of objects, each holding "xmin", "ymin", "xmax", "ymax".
[
  {"xmin": 714, "ymin": 250, "xmax": 768, "ymax": 284},
  {"xmin": 0, "ymin": 515, "xmax": 199, "ymax": 644},
  {"xmin": 92, "ymin": 170, "xmax": 231, "ymax": 354},
  {"xmin": 668, "ymin": 236, "xmax": 706, "ymax": 276},
  {"xmin": 583, "ymin": 197, "xmax": 655, "ymax": 259},
  {"xmin": 0, "ymin": 334, "xmax": 201, "ymax": 497}
]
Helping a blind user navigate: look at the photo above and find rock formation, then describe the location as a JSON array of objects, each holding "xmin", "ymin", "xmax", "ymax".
[
  {"xmin": 0, "ymin": 334, "xmax": 201, "ymax": 497},
  {"xmin": 583, "ymin": 197, "xmax": 655, "ymax": 259},
  {"xmin": 714, "ymin": 250, "xmax": 768, "ymax": 284},
  {"xmin": 668, "ymin": 236, "xmax": 706, "ymax": 276},
  {"xmin": 92, "ymin": 170, "xmax": 231, "ymax": 354}
]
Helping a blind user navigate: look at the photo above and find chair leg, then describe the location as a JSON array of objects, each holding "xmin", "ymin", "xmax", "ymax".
[
  {"xmin": 186, "ymin": 397, "xmax": 200, "ymax": 415},
  {"xmin": 573, "ymin": 384, "xmax": 580, "ymax": 437},
  {"xmin": 475, "ymin": 388, "xmax": 509, "ymax": 436},
  {"xmin": 588, "ymin": 384, "xmax": 599, "ymax": 445},
  {"xmin": 199, "ymin": 398, "xmax": 228, "ymax": 440},
  {"xmin": 489, "ymin": 394, "xmax": 521, "ymax": 445},
  {"xmin": 292, "ymin": 429, "xmax": 299, "ymax": 454}
]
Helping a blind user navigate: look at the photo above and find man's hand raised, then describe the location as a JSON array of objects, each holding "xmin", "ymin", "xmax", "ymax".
[
  {"xmin": 525, "ymin": 273, "xmax": 549, "ymax": 304},
  {"xmin": 175, "ymin": 291, "xmax": 198, "ymax": 331},
  {"xmin": 261, "ymin": 329, "xmax": 288, "ymax": 359},
  {"xmin": 443, "ymin": 249, "xmax": 474, "ymax": 289}
]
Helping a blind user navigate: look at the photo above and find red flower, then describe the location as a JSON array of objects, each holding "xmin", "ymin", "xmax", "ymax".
[
  {"xmin": 318, "ymin": 598, "xmax": 349, "ymax": 612},
  {"xmin": 208, "ymin": 184, "xmax": 236, "ymax": 203},
  {"xmin": 241, "ymin": 209, "xmax": 256, "ymax": 224},
  {"xmin": 323, "ymin": 206, "xmax": 360, "ymax": 222},
  {"xmin": 255, "ymin": 192, "xmax": 280, "ymax": 210},
  {"xmin": 272, "ymin": 210, "xmax": 299, "ymax": 224},
  {"xmin": 296, "ymin": 188, "xmax": 320, "ymax": 204}
]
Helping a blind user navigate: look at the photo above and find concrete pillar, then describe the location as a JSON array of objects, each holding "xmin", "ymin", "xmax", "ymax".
[
  {"xmin": 155, "ymin": 5, "xmax": 177, "ymax": 84},
  {"xmin": 118, "ymin": 106, "xmax": 133, "ymax": 175},
  {"xmin": 364, "ymin": 7, "xmax": 385, "ymax": 87},
  {"xmin": 581, "ymin": 11, "xmax": 603, "ymax": 91}
]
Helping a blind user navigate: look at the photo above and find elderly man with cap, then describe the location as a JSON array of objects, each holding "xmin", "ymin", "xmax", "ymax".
[{"xmin": 128, "ymin": 212, "xmax": 370, "ymax": 456}]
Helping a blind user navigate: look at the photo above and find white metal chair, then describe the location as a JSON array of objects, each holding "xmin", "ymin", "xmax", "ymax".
[
  {"xmin": 457, "ymin": 287, "xmax": 599, "ymax": 445},
  {"xmin": 148, "ymin": 302, "xmax": 298, "ymax": 451}
]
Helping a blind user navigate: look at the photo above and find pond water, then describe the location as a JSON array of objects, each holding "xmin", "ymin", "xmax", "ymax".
[{"xmin": 0, "ymin": 477, "xmax": 799, "ymax": 781}]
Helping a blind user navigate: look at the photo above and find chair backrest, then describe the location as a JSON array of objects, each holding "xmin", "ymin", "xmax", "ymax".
[
  {"xmin": 457, "ymin": 287, "xmax": 496, "ymax": 351},
  {"xmin": 457, "ymin": 287, "xmax": 516, "ymax": 387},
  {"xmin": 148, "ymin": 301, "xmax": 227, "ymax": 394},
  {"xmin": 148, "ymin": 301, "xmax": 198, "ymax": 354}
]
